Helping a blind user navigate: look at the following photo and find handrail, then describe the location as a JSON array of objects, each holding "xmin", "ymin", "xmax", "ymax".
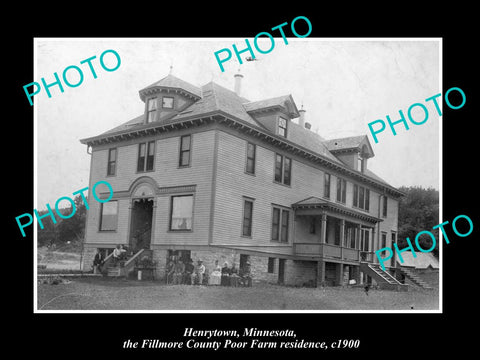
[
  {"xmin": 124, "ymin": 249, "xmax": 147, "ymax": 268},
  {"xmin": 101, "ymin": 252, "xmax": 114, "ymax": 269}
]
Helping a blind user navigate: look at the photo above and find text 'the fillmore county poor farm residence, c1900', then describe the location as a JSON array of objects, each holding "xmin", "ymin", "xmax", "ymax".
[{"xmin": 79, "ymin": 71, "xmax": 405, "ymax": 289}]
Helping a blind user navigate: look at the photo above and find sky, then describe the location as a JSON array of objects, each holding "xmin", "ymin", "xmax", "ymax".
[{"xmin": 35, "ymin": 38, "xmax": 440, "ymax": 209}]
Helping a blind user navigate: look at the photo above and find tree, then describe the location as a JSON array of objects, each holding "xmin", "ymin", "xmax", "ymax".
[
  {"xmin": 37, "ymin": 194, "xmax": 87, "ymax": 249},
  {"xmin": 397, "ymin": 186, "xmax": 439, "ymax": 257}
]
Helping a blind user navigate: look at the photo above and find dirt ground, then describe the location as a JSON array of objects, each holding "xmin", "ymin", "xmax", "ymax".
[
  {"xmin": 37, "ymin": 277, "xmax": 439, "ymax": 311},
  {"xmin": 37, "ymin": 247, "xmax": 82, "ymax": 270}
]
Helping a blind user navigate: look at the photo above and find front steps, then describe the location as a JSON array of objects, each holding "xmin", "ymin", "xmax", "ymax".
[
  {"xmin": 360, "ymin": 263, "xmax": 408, "ymax": 291},
  {"xmin": 105, "ymin": 249, "xmax": 153, "ymax": 278},
  {"xmin": 401, "ymin": 267, "xmax": 433, "ymax": 289}
]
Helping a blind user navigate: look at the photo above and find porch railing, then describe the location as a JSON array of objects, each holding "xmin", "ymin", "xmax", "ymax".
[{"xmin": 294, "ymin": 243, "xmax": 375, "ymax": 263}]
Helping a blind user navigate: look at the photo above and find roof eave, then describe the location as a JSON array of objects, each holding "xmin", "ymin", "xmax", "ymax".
[{"xmin": 79, "ymin": 112, "xmax": 404, "ymax": 197}]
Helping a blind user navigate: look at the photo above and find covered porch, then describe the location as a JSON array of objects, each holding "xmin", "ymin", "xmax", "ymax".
[{"xmin": 292, "ymin": 196, "xmax": 383, "ymax": 286}]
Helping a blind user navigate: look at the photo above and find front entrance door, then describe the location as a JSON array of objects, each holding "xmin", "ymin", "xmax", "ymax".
[
  {"xmin": 129, "ymin": 198, "xmax": 153, "ymax": 252},
  {"xmin": 278, "ymin": 259, "xmax": 286, "ymax": 284}
]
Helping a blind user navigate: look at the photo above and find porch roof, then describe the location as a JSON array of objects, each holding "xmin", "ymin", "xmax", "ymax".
[{"xmin": 292, "ymin": 196, "xmax": 383, "ymax": 224}]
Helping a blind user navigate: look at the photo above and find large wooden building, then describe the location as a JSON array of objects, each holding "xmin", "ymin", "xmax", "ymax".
[{"xmin": 80, "ymin": 72, "xmax": 404, "ymax": 287}]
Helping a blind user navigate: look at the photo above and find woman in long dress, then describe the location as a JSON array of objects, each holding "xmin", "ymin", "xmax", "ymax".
[{"xmin": 209, "ymin": 260, "xmax": 222, "ymax": 285}]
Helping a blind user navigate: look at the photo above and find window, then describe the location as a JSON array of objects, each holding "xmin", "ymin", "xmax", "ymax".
[
  {"xmin": 324, "ymin": 173, "xmax": 331, "ymax": 198},
  {"xmin": 242, "ymin": 199, "xmax": 253, "ymax": 237},
  {"xmin": 353, "ymin": 184, "xmax": 370, "ymax": 211},
  {"xmin": 272, "ymin": 206, "xmax": 290, "ymax": 243},
  {"xmin": 162, "ymin": 96, "xmax": 174, "ymax": 109},
  {"xmin": 382, "ymin": 195, "xmax": 388, "ymax": 217},
  {"xmin": 381, "ymin": 232, "xmax": 387, "ymax": 249},
  {"xmin": 179, "ymin": 135, "xmax": 191, "ymax": 167},
  {"xmin": 99, "ymin": 201, "xmax": 118, "ymax": 231},
  {"xmin": 107, "ymin": 148, "xmax": 116, "ymax": 176},
  {"xmin": 336, "ymin": 178, "xmax": 346, "ymax": 203},
  {"xmin": 278, "ymin": 117, "xmax": 287, "ymax": 137},
  {"xmin": 268, "ymin": 258, "xmax": 275, "ymax": 273},
  {"xmin": 272, "ymin": 208, "xmax": 280, "ymax": 241},
  {"xmin": 281, "ymin": 209, "xmax": 289, "ymax": 242},
  {"xmin": 246, "ymin": 142, "xmax": 256, "ymax": 174},
  {"xmin": 170, "ymin": 195, "xmax": 193, "ymax": 231},
  {"xmin": 360, "ymin": 229, "xmax": 370, "ymax": 251},
  {"xmin": 147, "ymin": 98, "xmax": 157, "ymax": 123},
  {"xmin": 137, "ymin": 141, "xmax": 155, "ymax": 172},
  {"xmin": 274, "ymin": 154, "xmax": 291, "ymax": 185},
  {"xmin": 358, "ymin": 154, "xmax": 365, "ymax": 172}
]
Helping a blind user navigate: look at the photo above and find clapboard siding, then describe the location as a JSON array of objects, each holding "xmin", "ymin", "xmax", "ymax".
[
  {"xmin": 211, "ymin": 130, "xmax": 397, "ymax": 250},
  {"xmin": 84, "ymin": 198, "xmax": 130, "ymax": 245},
  {"xmin": 84, "ymin": 130, "xmax": 215, "ymax": 246},
  {"xmin": 84, "ymin": 126, "xmax": 398, "ymax": 253}
]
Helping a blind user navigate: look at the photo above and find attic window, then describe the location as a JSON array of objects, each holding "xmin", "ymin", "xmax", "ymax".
[
  {"xmin": 147, "ymin": 98, "xmax": 157, "ymax": 123},
  {"xmin": 162, "ymin": 96, "xmax": 174, "ymax": 109},
  {"xmin": 278, "ymin": 117, "xmax": 287, "ymax": 137},
  {"xmin": 358, "ymin": 154, "xmax": 365, "ymax": 173}
]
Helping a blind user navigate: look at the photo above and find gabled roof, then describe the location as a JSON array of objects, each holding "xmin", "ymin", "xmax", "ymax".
[
  {"xmin": 324, "ymin": 135, "xmax": 374, "ymax": 158},
  {"xmin": 397, "ymin": 251, "xmax": 439, "ymax": 269},
  {"xmin": 292, "ymin": 196, "xmax": 383, "ymax": 224},
  {"xmin": 139, "ymin": 74, "xmax": 202, "ymax": 100},
  {"xmin": 243, "ymin": 94, "xmax": 300, "ymax": 118}
]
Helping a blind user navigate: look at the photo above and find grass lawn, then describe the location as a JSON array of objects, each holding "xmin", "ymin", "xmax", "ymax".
[{"xmin": 37, "ymin": 277, "xmax": 439, "ymax": 311}]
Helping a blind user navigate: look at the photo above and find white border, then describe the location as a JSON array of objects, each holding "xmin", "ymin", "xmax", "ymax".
[{"xmin": 34, "ymin": 37, "xmax": 443, "ymax": 314}]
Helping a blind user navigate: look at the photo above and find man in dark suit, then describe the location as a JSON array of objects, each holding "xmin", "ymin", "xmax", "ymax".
[{"xmin": 93, "ymin": 249, "xmax": 104, "ymax": 274}]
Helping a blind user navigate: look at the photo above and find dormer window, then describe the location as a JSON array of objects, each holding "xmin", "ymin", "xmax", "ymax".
[
  {"xmin": 162, "ymin": 96, "xmax": 174, "ymax": 109},
  {"xmin": 147, "ymin": 98, "xmax": 157, "ymax": 123},
  {"xmin": 358, "ymin": 154, "xmax": 365, "ymax": 172},
  {"xmin": 278, "ymin": 117, "xmax": 287, "ymax": 137}
]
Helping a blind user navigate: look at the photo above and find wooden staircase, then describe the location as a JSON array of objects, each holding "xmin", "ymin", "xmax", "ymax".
[
  {"xmin": 401, "ymin": 268, "xmax": 433, "ymax": 289},
  {"xmin": 360, "ymin": 263, "xmax": 408, "ymax": 291},
  {"xmin": 105, "ymin": 249, "xmax": 152, "ymax": 278}
]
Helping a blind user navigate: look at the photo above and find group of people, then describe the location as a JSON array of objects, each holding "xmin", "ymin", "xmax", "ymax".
[
  {"xmin": 166, "ymin": 257, "xmax": 206, "ymax": 285},
  {"xmin": 93, "ymin": 248, "xmax": 253, "ymax": 288},
  {"xmin": 165, "ymin": 258, "xmax": 252, "ymax": 287},
  {"xmin": 92, "ymin": 245, "xmax": 131, "ymax": 274}
]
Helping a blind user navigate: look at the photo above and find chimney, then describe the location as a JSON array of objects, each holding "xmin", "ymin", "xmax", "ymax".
[
  {"xmin": 305, "ymin": 122, "xmax": 312, "ymax": 130},
  {"xmin": 234, "ymin": 71, "xmax": 243, "ymax": 96},
  {"xmin": 298, "ymin": 105, "xmax": 306, "ymax": 127}
]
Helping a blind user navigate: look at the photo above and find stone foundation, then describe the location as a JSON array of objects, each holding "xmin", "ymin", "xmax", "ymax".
[
  {"xmin": 284, "ymin": 260, "xmax": 317, "ymax": 287},
  {"xmin": 81, "ymin": 243, "xmax": 364, "ymax": 288}
]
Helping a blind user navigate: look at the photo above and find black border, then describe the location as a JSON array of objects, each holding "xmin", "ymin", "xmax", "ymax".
[{"xmin": 9, "ymin": 6, "xmax": 478, "ymax": 356}]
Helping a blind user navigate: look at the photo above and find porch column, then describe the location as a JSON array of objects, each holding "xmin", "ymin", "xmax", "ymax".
[
  {"xmin": 336, "ymin": 263, "xmax": 344, "ymax": 286},
  {"xmin": 370, "ymin": 226, "xmax": 376, "ymax": 263},
  {"xmin": 317, "ymin": 259, "xmax": 325, "ymax": 287},
  {"xmin": 340, "ymin": 219, "xmax": 345, "ymax": 260},
  {"xmin": 320, "ymin": 214, "xmax": 327, "ymax": 244},
  {"xmin": 356, "ymin": 224, "xmax": 361, "ymax": 249},
  {"xmin": 352, "ymin": 265, "xmax": 361, "ymax": 285}
]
